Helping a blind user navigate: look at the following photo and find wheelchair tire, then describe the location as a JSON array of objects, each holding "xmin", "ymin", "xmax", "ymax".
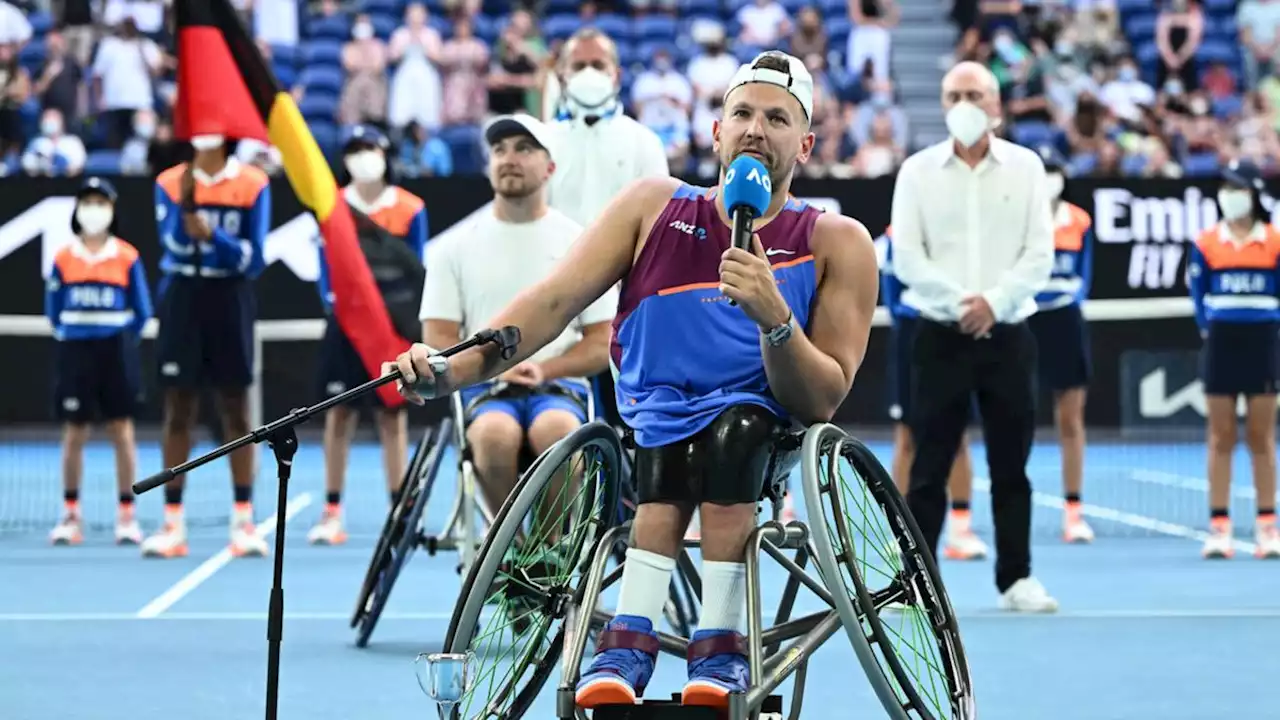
[
  {"xmin": 801, "ymin": 424, "xmax": 976, "ymax": 720},
  {"xmin": 440, "ymin": 421, "xmax": 624, "ymax": 720},
  {"xmin": 351, "ymin": 418, "xmax": 453, "ymax": 648}
]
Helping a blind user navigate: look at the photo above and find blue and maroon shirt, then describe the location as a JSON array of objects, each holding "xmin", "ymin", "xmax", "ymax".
[{"xmin": 610, "ymin": 183, "xmax": 822, "ymax": 448}]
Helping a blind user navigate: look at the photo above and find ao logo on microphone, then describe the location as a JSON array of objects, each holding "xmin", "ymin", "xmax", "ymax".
[{"xmin": 725, "ymin": 166, "xmax": 772, "ymax": 193}]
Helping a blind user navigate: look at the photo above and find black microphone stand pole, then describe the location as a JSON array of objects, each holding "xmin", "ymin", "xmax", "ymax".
[{"xmin": 131, "ymin": 327, "xmax": 522, "ymax": 720}]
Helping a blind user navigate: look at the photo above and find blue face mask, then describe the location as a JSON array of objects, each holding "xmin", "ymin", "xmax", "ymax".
[
  {"xmin": 1118, "ymin": 66, "xmax": 1137, "ymax": 82},
  {"xmin": 871, "ymin": 92, "xmax": 892, "ymax": 109}
]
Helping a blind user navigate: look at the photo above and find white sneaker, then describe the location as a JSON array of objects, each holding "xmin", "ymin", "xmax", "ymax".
[
  {"xmin": 115, "ymin": 506, "xmax": 143, "ymax": 545},
  {"xmin": 1254, "ymin": 521, "xmax": 1280, "ymax": 559},
  {"xmin": 142, "ymin": 510, "xmax": 189, "ymax": 558},
  {"xmin": 50, "ymin": 508, "xmax": 83, "ymax": 546},
  {"xmin": 230, "ymin": 504, "xmax": 268, "ymax": 558},
  {"xmin": 943, "ymin": 510, "xmax": 988, "ymax": 560},
  {"xmin": 1063, "ymin": 505, "xmax": 1095, "ymax": 544},
  {"xmin": 998, "ymin": 577, "xmax": 1059, "ymax": 613},
  {"xmin": 307, "ymin": 506, "xmax": 347, "ymax": 545},
  {"xmin": 1202, "ymin": 518, "xmax": 1234, "ymax": 559}
]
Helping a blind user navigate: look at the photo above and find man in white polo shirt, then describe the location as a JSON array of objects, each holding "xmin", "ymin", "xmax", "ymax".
[
  {"xmin": 890, "ymin": 61, "xmax": 1059, "ymax": 613},
  {"xmin": 419, "ymin": 113, "xmax": 617, "ymax": 516}
]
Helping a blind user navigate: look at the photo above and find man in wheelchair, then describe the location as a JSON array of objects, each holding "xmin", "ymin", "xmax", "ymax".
[
  {"xmin": 391, "ymin": 51, "xmax": 881, "ymax": 711},
  {"xmin": 419, "ymin": 112, "xmax": 618, "ymax": 519}
]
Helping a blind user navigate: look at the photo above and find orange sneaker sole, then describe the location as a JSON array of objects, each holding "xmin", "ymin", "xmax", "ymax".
[
  {"xmin": 575, "ymin": 677, "xmax": 637, "ymax": 708},
  {"xmin": 681, "ymin": 681, "xmax": 730, "ymax": 708}
]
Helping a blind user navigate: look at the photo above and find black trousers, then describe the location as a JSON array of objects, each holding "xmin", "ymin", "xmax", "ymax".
[{"xmin": 906, "ymin": 320, "xmax": 1036, "ymax": 593}]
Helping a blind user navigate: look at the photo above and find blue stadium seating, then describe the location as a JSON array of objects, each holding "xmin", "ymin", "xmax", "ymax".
[
  {"xmin": 298, "ymin": 66, "xmax": 346, "ymax": 95},
  {"xmin": 1123, "ymin": 14, "xmax": 1158, "ymax": 43},
  {"xmin": 472, "ymin": 14, "xmax": 498, "ymax": 43},
  {"xmin": 307, "ymin": 14, "xmax": 352, "ymax": 42},
  {"xmin": 301, "ymin": 40, "xmax": 345, "ymax": 67},
  {"xmin": 590, "ymin": 14, "xmax": 632, "ymax": 42},
  {"xmin": 682, "ymin": 0, "xmax": 722, "ymax": 18},
  {"xmin": 427, "ymin": 15, "xmax": 454, "ymax": 38},
  {"xmin": 299, "ymin": 93, "xmax": 339, "ymax": 123},
  {"xmin": 542, "ymin": 14, "xmax": 580, "ymax": 42},
  {"xmin": 1213, "ymin": 94, "xmax": 1244, "ymax": 120},
  {"xmin": 83, "ymin": 150, "xmax": 123, "ymax": 176},
  {"xmin": 438, "ymin": 124, "xmax": 485, "ymax": 174},
  {"xmin": 273, "ymin": 64, "xmax": 298, "ymax": 90},
  {"xmin": 634, "ymin": 15, "xmax": 678, "ymax": 42},
  {"xmin": 369, "ymin": 13, "xmax": 399, "ymax": 40},
  {"xmin": 17, "ymin": 40, "xmax": 46, "ymax": 75},
  {"xmin": 360, "ymin": 0, "xmax": 400, "ymax": 15},
  {"xmin": 27, "ymin": 11, "xmax": 54, "ymax": 36},
  {"xmin": 270, "ymin": 43, "xmax": 299, "ymax": 67},
  {"xmin": 1182, "ymin": 152, "xmax": 1221, "ymax": 177}
]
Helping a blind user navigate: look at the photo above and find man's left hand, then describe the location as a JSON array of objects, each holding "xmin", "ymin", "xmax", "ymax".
[
  {"xmin": 500, "ymin": 361, "xmax": 544, "ymax": 388},
  {"xmin": 959, "ymin": 295, "xmax": 996, "ymax": 337},
  {"xmin": 720, "ymin": 234, "xmax": 791, "ymax": 330}
]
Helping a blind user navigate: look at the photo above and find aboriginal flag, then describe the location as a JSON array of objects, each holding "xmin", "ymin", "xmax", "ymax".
[{"xmin": 173, "ymin": 0, "xmax": 410, "ymax": 408}]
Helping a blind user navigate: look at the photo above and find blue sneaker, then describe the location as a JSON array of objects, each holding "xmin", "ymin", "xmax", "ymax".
[
  {"xmin": 682, "ymin": 630, "xmax": 750, "ymax": 708},
  {"xmin": 575, "ymin": 615, "xmax": 659, "ymax": 707}
]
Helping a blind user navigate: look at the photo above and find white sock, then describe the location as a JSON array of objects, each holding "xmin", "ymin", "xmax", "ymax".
[
  {"xmin": 697, "ymin": 561, "xmax": 747, "ymax": 634},
  {"xmin": 616, "ymin": 548, "xmax": 676, "ymax": 627}
]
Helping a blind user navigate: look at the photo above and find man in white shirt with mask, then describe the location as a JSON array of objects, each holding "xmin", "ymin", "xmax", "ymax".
[{"xmin": 545, "ymin": 27, "xmax": 670, "ymax": 229}]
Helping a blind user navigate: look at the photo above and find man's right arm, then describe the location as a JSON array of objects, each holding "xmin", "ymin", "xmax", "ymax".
[
  {"xmin": 396, "ymin": 177, "xmax": 677, "ymax": 400},
  {"xmin": 888, "ymin": 158, "xmax": 967, "ymax": 311}
]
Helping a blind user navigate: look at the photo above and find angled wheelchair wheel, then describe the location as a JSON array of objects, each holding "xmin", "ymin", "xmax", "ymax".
[
  {"xmin": 441, "ymin": 421, "xmax": 624, "ymax": 720},
  {"xmin": 351, "ymin": 418, "xmax": 453, "ymax": 648},
  {"xmin": 801, "ymin": 424, "xmax": 976, "ymax": 720}
]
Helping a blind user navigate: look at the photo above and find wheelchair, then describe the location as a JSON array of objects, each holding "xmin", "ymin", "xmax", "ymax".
[
  {"xmin": 432, "ymin": 419, "xmax": 975, "ymax": 720},
  {"xmin": 351, "ymin": 379, "xmax": 701, "ymax": 649}
]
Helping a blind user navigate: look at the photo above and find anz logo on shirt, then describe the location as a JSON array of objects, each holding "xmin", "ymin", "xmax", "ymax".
[{"xmin": 669, "ymin": 219, "xmax": 707, "ymax": 240}]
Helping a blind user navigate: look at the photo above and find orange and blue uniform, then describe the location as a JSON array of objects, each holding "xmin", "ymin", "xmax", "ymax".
[
  {"xmin": 1188, "ymin": 222, "xmax": 1280, "ymax": 396},
  {"xmin": 315, "ymin": 184, "xmax": 428, "ymax": 400},
  {"xmin": 152, "ymin": 160, "xmax": 271, "ymax": 388},
  {"xmin": 879, "ymin": 225, "xmax": 918, "ymax": 422},
  {"xmin": 1027, "ymin": 201, "xmax": 1094, "ymax": 391},
  {"xmin": 46, "ymin": 238, "xmax": 152, "ymax": 421}
]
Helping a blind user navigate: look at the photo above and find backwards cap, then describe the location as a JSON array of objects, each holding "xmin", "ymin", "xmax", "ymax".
[{"xmin": 724, "ymin": 51, "xmax": 814, "ymax": 122}]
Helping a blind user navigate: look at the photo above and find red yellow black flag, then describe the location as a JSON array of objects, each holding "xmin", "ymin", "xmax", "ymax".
[{"xmin": 173, "ymin": 0, "xmax": 410, "ymax": 408}]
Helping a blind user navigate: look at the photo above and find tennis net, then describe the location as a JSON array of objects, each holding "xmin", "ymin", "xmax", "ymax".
[{"xmin": 1, "ymin": 297, "xmax": 1264, "ymax": 542}]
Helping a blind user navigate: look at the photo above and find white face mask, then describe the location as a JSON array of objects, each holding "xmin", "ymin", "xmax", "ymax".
[
  {"xmin": 353, "ymin": 22, "xmax": 373, "ymax": 40},
  {"xmin": 76, "ymin": 205, "xmax": 114, "ymax": 235},
  {"xmin": 945, "ymin": 101, "xmax": 992, "ymax": 148},
  {"xmin": 191, "ymin": 134, "xmax": 224, "ymax": 151},
  {"xmin": 1218, "ymin": 189, "xmax": 1254, "ymax": 221},
  {"xmin": 565, "ymin": 68, "xmax": 617, "ymax": 112},
  {"xmin": 40, "ymin": 117, "xmax": 63, "ymax": 136},
  {"xmin": 345, "ymin": 150, "xmax": 386, "ymax": 182},
  {"xmin": 1045, "ymin": 172, "xmax": 1064, "ymax": 200}
]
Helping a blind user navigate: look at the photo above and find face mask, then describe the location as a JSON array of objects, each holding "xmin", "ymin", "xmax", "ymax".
[
  {"xmin": 871, "ymin": 92, "xmax": 892, "ymax": 109},
  {"xmin": 353, "ymin": 22, "xmax": 374, "ymax": 40},
  {"xmin": 654, "ymin": 56, "xmax": 672, "ymax": 72},
  {"xmin": 1055, "ymin": 41, "xmax": 1074, "ymax": 57},
  {"xmin": 40, "ymin": 118, "xmax": 62, "ymax": 136},
  {"xmin": 1191, "ymin": 99, "xmax": 1209, "ymax": 116},
  {"xmin": 994, "ymin": 34, "xmax": 1013, "ymax": 53},
  {"xmin": 1045, "ymin": 172, "xmax": 1064, "ymax": 200},
  {"xmin": 1164, "ymin": 80, "xmax": 1183, "ymax": 96},
  {"xmin": 345, "ymin": 150, "xmax": 386, "ymax": 182},
  {"xmin": 1118, "ymin": 66, "xmax": 1137, "ymax": 82},
  {"xmin": 945, "ymin": 101, "xmax": 992, "ymax": 148},
  {"xmin": 76, "ymin": 205, "xmax": 114, "ymax": 235},
  {"xmin": 191, "ymin": 134, "xmax": 224, "ymax": 151},
  {"xmin": 1218, "ymin": 189, "xmax": 1253, "ymax": 221},
  {"xmin": 565, "ymin": 68, "xmax": 617, "ymax": 112},
  {"xmin": 135, "ymin": 121, "xmax": 155, "ymax": 139}
]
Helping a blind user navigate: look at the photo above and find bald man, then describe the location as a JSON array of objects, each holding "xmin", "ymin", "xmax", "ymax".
[{"xmin": 889, "ymin": 62, "xmax": 1059, "ymax": 612}]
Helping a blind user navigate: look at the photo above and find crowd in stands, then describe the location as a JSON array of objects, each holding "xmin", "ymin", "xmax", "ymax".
[{"xmin": 0, "ymin": 0, "xmax": 1269, "ymax": 181}]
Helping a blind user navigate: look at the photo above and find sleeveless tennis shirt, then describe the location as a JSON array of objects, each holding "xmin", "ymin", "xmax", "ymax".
[{"xmin": 611, "ymin": 183, "xmax": 822, "ymax": 448}]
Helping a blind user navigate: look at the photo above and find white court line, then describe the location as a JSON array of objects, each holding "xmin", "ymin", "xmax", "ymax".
[
  {"xmin": 134, "ymin": 493, "xmax": 313, "ymax": 619},
  {"xmin": 1128, "ymin": 468, "xmax": 1280, "ymax": 504},
  {"xmin": 3, "ymin": 609, "xmax": 1280, "ymax": 622},
  {"xmin": 973, "ymin": 478, "xmax": 1260, "ymax": 555}
]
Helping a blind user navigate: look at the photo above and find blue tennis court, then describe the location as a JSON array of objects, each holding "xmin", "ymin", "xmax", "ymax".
[{"xmin": 3, "ymin": 436, "xmax": 1278, "ymax": 719}]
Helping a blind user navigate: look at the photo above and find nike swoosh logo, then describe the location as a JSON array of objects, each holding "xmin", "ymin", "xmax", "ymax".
[{"xmin": 765, "ymin": 248, "xmax": 796, "ymax": 256}]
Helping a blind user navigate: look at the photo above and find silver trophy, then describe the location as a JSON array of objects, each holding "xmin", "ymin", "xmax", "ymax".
[{"xmin": 415, "ymin": 651, "xmax": 475, "ymax": 718}]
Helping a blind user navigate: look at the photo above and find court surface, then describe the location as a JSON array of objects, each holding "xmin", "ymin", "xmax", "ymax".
[{"xmin": 3, "ymin": 435, "xmax": 1278, "ymax": 720}]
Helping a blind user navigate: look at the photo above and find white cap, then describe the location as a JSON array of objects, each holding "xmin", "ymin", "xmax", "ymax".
[
  {"xmin": 724, "ymin": 51, "xmax": 814, "ymax": 122},
  {"xmin": 483, "ymin": 113, "xmax": 557, "ymax": 160}
]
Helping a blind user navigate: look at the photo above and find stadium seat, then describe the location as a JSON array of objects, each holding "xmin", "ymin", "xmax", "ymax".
[
  {"xmin": 636, "ymin": 40, "xmax": 680, "ymax": 64},
  {"xmin": 1134, "ymin": 40, "xmax": 1160, "ymax": 66},
  {"xmin": 428, "ymin": 15, "xmax": 453, "ymax": 38},
  {"xmin": 682, "ymin": 0, "xmax": 722, "ymax": 18},
  {"xmin": 359, "ymin": 0, "xmax": 400, "ymax": 15},
  {"xmin": 299, "ymin": 93, "xmax": 339, "ymax": 123},
  {"xmin": 17, "ymin": 40, "xmax": 46, "ymax": 74},
  {"xmin": 544, "ymin": 0, "xmax": 579, "ymax": 15},
  {"xmin": 83, "ymin": 150, "xmax": 123, "ymax": 176},
  {"xmin": 310, "ymin": 122, "xmax": 341, "ymax": 157},
  {"xmin": 438, "ymin": 124, "xmax": 484, "ymax": 175},
  {"xmin": 826, "ymin": 17, "xmax": 853, "ymax": 49},
  {"xmin": 1114, "ymin": 0, "xmax": 1152, "ymax": 12},
  {"xmin": 273, "ymin": 64, "xmax": 298, "ymax": 90},
  {"xmin": 1182, "ymin": 152, "xmax": 1221, "ymax": 177},
  {"xmin": 1011, "ymin": 121, "xmax": 1057, "ymax": 149},
  {"xmin": 1209, "ymin": 15, "xmax": 1238, "ymax": 40},
  {"xmin": 472, "ymin": 14, "xmax": 497, "ymax": 43},
  {"xmin": 1196, "ymin": 39, "xmax": 1239, "ymax": 65},
  {"xmin": 634, "ymin": 15, "xmax": 678, "ymax": 41},
  {"xmin": 1213, "ymin": 94, "xmax": 1244, "ymax": 119},
  {"xmin": 779, "ymin": 0, "xmax": 810, "ymax": 13},
  {"xmin": 1123, "ymin": 13, "xmax": 1158, "ymax": 42},
  {"xmin": 301, "ymin": 40, "xmax": 345, "ymax": 67},
  {"xmin": 1201, "ymin": 0, "xmax": 1236, "ymax": 14},
  {"xmin": 369, "ymin": 13, "xmax": 398, "ymax": 40},
  {"xmin": 307, "ymin": 14, "xmax": 352, "ymax": 42},
  {"xmin": 1119, "ymin": 154, "xmax": 1147, "ymax": 176},
  {"xmin": 734, "ymin": 42, "xmax": 765, "ymax": 63},
  {"xmin": 617, "ymin": 41, "xmax": 640, "ymax": 68},
  {"xmin": 270, "ymin": 43, "xmax": 299, "ymax": 67},
  {"xmin": 542, "ymin": 14, "xmax": 581, "ymax": 42},
  {"xmin": 27, "ymin": 11, "xmax": 54, "ymax": 36},
  {"xmin": 591, "ymin": 14, "xmax": 632, "ymax": 42},
  {"xmin": 297, "ymin": 66, "xmax": 345, "ymax": 95}
]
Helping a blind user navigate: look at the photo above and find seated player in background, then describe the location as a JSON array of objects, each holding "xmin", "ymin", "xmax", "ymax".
[
  {"xmin": 418, "ymin": 114, "xmax": 616, "ymax": 518},
  {"xmin": 46, "ymin": 178, "xmax": 152, "ymax": 546},
  {"xmin": 144, "ymin": 133, "xmax": 271, "ymax": 559},
  {"xmin": 877, "ymin": 225, "xmax": 986, "ymax": 560},
  {"xmin": 1027, "ymin": 148, "xmax": 1095, "ymax": 544},
  {"xmin": 391, "ymin": 52, "xmax": 879, "ymax": 710},
  {"xmin": 1187, "ymin": 159, "xmax": 1280, "ymax": 559},
  {"xmin": 308, "ymin": 126, "xmax": 429, "ymax": 546}
]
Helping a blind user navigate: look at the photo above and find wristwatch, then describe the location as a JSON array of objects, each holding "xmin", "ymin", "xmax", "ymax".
[{"xmin": 762, "ymin": 312, "xmax": 795, "ymax": 348}]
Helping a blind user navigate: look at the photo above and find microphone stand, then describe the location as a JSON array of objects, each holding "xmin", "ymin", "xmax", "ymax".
[{"xmin": 131, "ymin": 327, "xmax": 522, "ymax": 720}]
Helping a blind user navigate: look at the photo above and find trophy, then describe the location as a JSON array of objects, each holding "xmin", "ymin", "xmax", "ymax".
[{"xmin": 415, "ymin": 651, "xmax": 476, "ymax": 718}]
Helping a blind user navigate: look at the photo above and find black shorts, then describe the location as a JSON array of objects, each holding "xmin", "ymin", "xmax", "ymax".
[
  {"xmin": 155, "ymin": 276, "xmax": 255, "ymax": 389},
  {"xmin": 1027, "ymin": 303, "xmax": 1091, "ymax": 392},
  {"xmin": 54, "ymin": 334, "xmax": 142, "ymax": 423},
  {"xmin": 316, "ymin": 318, "xmax": 398, "ymax": 409},
  {"xmin": 887, "ymin": 315, "xmax": 918, "ymax": 422},
  {"xmin": 1200, "ymin": 321, "xmax": 1280, "ymax": 397}
]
